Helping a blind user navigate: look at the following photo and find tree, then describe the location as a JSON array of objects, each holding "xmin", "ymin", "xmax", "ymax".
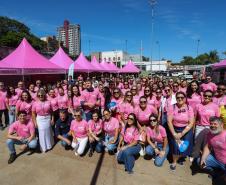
[
  {"xmin": 208, "ymin": 50, "xmax": 219, "ymax": 63},
  {"xmin": 180, "ymin": 56, "xmax": 195, "ymax": 65},
  {"xmin": 0, "ymin": 16, "xmax": 46, "ymax": 51},
  {"xmin": 222, "ymin": 51, "xmax": 226, "ymax": 56}
]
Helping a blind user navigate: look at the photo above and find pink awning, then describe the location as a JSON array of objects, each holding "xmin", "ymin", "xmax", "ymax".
[
  {"xmin": 74, "ymin": 52, "xmax": 98, "ymax": 72},
  {"xmin": 91, "ymin": 56, "xmax": 105, "ymax": 72},
  {"xmin": 49, "ymin": 47, "xmax": 73, "ymax": 69},
  {"xmin": 0, "ymin": 38, "xmax": 65, "ymax": 75},
  {"xmin": 120, "ymin": 60, "xmax": 140, "ymax": 73},
  {"xmin": 213, "ymin": 59, "xmax": 226, "ymax": 69},
  {"xmin": 109, "ymin": 62, "xmax": 119, "ymax": 73}
]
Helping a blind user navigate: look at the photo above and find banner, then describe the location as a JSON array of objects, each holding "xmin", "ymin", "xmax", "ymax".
[{"xmin": 68, "ymin": 63, "xmax": 74, "ymax": 79}]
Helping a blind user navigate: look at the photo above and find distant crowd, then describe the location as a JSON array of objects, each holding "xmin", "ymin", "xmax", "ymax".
[{"xmin": 0, "ymin": 74, "xmax": 225, "ymax": 178}]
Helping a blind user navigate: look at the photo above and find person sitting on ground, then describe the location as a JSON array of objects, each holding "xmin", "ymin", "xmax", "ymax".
[
  {"xmin": 6, "ymin": 111, "xmax": 37, "ymax": 164},
  {"xmin": 55, "ymin": 109, "xmax": 73, "ymax": 149},
  {"xmin": 198, "ymin": 116, "xmax": 226, "ymax": 178}
]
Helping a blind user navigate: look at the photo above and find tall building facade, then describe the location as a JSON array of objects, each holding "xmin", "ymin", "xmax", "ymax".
[{"xmin": 57, "ymin": 20, "xmax": 81, "ymax": 56}]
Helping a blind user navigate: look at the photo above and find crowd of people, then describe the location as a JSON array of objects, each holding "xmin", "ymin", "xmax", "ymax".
[{"xmin": 0, "ymin": 74, "xmax": 225, "ymax": 177}]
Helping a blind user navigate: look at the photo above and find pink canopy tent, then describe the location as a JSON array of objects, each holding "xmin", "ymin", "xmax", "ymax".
[
  {"xmin": 91, "ymin": 56, "xmax": 105, "ymax": 72},
  {"xmin": 100, "ymin": 61, "xmax": 114, "ymax": 73},
  {"xmin": 74, "ymin": 52, "xmax": 98, "ymax": 72},
  {"xmin": 212, "ymin": 59, "xmax": 226, "ymax": 69},
  {"xmin": 120, "ymin": 60, "xmax": 140, "ymax": 73},
  {"xmin": 109, "ymin": 62, "xmax": 119, "ymax": 73},
  {"xmin": 49, "ymin": 47, "xmax": 73, "ymax": 69},
  {"xmin": 0, "ymin": 38, "xmax": 65, "ymax": 75}
]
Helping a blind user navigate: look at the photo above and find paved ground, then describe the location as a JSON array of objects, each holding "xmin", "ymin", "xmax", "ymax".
[{"xmin": 0, "ymin": 128, "xmax": 224, "ymax": 185}]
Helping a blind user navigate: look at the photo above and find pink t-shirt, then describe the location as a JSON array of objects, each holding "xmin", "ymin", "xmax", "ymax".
[
  {"xmin": 167, "ymin": 104, "xmax": 194, "ymax": 127},
  {"xmin": 98, "ymin": 92, "xmax": 105, "ymax": 108},
  {"xmin": 133, "ymin": 95, "xmax": 140, "ymax": 106},
  {"xmin": 47, "ymin": 96, "xmax": 58, "ymax": 111},
  {"xmin": 111, "ymin": 97, "xmax": 123, "ymax": 112},
  {"xmin": 147, "ymin": 96, "xmax": 156, "ymax": 107},
  {"xmin": 9, "ymin": 120, "xmax": 35, "ymax": 138},
  {"xmin": 146, "ymin": 125, "xmax": 167, "ymax": 144},
  {"xmin": 103, "ymin": 117, "xmax": 119, "ymax": 136},
  {"xmin": 70, "ymin": 119, "xmax": 89, "ymax": 138},
  {"xmin": 0, "ymin": 90, "xmax": 7, "ymax": 110},
  {"xmin": 57, "ymin": 95, "xmax": 68, "ymax": 109},
  {"xmin": 135, "ymin": 105, "xmax": 158, "ymax": 125},
  {"xmin": 207, "ymin": 131, "xmax": 226, "ymax": 164},
  {"xmin": 73, "ymin": 96, "xmax": 83, "ymax": 109},
  {"xmin": 201, "ymin": 82, "xmax": 217, "ymax": 92},
  {"xmin": 82, "ymin": 89, "xmax": 100, "ymax": 111},
  {"xmin": 121, "ymin": 88, "xmax": 130, "ymax": 95},
  {"xmin": 118, "ymin": 102, "xmax": 134, "ymax": 119},
  {"xmin": 121, "ymin": 126, "xmax": 139, "ymax": 144},
  {"xmin": 34, "ymin": 86, "xmax": 40, "ymax": 92},
  {"xmin": 32, "ymin": 100, "xmax": 52, "ymax": 116},
  {"xmin": 179, "ymin": 87, "xmax": 187, "ymax": 94},
  {"xmin": 15, "ymin": 88, "xmax": 23, "ymax": 97},
  {"xmin": 29, "ymin": 91, "xmax": 37, "ymax": 101},
  {"xmin": 187, "ymin": 93, "xmax": 202, "ymax": 112},
  {"xmin": 213, "ymin": 96, "xmax": 226, "ymax": 107},
  {"xmin": 6, "ymin": 94, "xmax": 19, "ymax": 106},
  {"xmin": 88, "ymin": 119, "xmax": 103, "ymax": 135},
  {"xmin": 16, "ymin": 100, "xmax": 33, "ymax": 116},
  {"xmin": 155, "ymin": 98, "xmax": 162, "ymax": 110},
  {"xmin": 195, "ymin": 102, "xmax": 220, "ymax": 126}
]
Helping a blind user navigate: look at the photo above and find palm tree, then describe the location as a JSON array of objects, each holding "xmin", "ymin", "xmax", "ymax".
[{"xmin": 208, "ymin": 50, "xmax": 219, "ymax": 63}]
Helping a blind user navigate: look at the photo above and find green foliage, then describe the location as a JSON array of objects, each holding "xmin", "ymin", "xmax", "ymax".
[
  {"xmin": 179, "ymin": 50, "xmax": 220, "ymax": 65},
  {"xmin": 0, "ymin": 16, "xmax": 46, "ymax": 50}
]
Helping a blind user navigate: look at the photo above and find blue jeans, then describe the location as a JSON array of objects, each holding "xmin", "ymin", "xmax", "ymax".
[
  {"xmin": 104, "ymin": 134, "xmax": 119, "ymax": 151},
  {"xmin": 146, "ymin": 143, "xmax": 169, "ymax": 167},
  {"xmin": 84, "ymin": 111, "xmax": 93, "ymax": 122},
  {"xmin": 90, "ymin": 138, "xmax": 104, "ymax": 153},
  {"xmin": 61, "ymin": 134, "xmax": 71, "ymax": 147},
  {"xmin": 6, "ymin": 138, "xmax": 38, "ymax": 154},
  {"xmin": 8, "ymin": 106, "xmax": 16, "ymax": 125},
  {"xmin": 197, "ymin": 154, "xmax": 226, "ymax": 174},
  {"xmin": 117, "ymin": 144, "xmax": 141, "ymax": 172}
]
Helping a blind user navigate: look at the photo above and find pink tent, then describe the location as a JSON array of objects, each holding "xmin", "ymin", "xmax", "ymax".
[
  {"xmin": 0, "ymin": 38, "xmax": 64, "ymax": 75},
  {"xmin": 213, "ymin": 59, "xmax": 226, "ymax": 69},
  {"xmin": 49, "ymin": 47, "xmax": 73, "ymax": 69},
  {"xmin": 100, "ymin": 61, "xmax": 114, "ymax": 73},
  {"xmin": 91, "ymin": 56, "xmax": 105, "ymax": 72},
  {"xmin": 120, "ymin": 60, "xmax": 140, "ymax": 73},
  {"xmin": 74, "ymin": 52, "xmax": 98, "ymax": 72},
  {"xmin": 109, "ymin": 62, "xmax": 119, "ymax": 73}
]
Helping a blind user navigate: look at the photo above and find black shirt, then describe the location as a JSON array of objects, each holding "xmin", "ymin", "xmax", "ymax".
[{"xmin": 55, "ymin": 117, "xmax": 73, "ymax": 136}]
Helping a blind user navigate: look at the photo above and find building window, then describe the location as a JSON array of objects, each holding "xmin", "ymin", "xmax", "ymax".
[
  {"xmin": 113, "ymin": 57, "xmax": 116, "ymax": 61},
  {"xmin": 108, "ymin": 57, "xmax": 111, "ymax": 61},
  {"xmin": 118, "ymin": 57, "xmax": 120, "ymax": 61}
]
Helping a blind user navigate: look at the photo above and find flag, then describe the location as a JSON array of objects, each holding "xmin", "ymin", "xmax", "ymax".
[{"xmin": 68, "ymin": 63, "xmax": 74, "ymax": 79}]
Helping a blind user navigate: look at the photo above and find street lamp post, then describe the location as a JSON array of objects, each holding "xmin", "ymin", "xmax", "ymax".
[
  {"xmin": 196, "ymin": 39, "xmax": 200, "ymax": 66},
  {"xmin": 156, "ymin": 41, "xmax": 160, "ymax": 70},
  {"xmin": 149, "ymin": 0, "xmax": 157, "ymax": 75}
]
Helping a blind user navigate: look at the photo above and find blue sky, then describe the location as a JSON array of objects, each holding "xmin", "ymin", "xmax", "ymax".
[{"xmin": 1, "ymin": 0, "xmax": 226, "ymax": 62}]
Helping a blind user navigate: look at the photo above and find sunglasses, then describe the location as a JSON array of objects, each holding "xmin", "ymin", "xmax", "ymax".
[
  {"xmin": 204, "ymin": 94, "xmax": 212, "ymax": 98},
  {"xmin": 113, "ymin": 91, "xmax": 119, "ymax": 94},
  {"xmin": 165, "ymin": 89, "xmax": 171, "ymax": 92},
  {"xmin": 156, "ymin": 91, "xmax": 162, "ymax": 93},
  {"xmin": 38, "ymin": 95, "xmax": 44, "ymax": 97},
  {"xmin": 176, "ymin": 96, "xmax": 185, "ymax": 100},
  {"xmin": 140, "ymin": 101, "xmax": 147, "ymax": 103},
  {"xmin": 144, "ymin": 90, "xmax": 150, "ymax": 92},
  {"xmin": 128, "ymin": 117, "xmax": 134, "ymax": 120},
  {"xmin": 150, "ymin": 119, "xmax": 157, "ymax": 122},
  {"xmin": 74, "ymin": 115, "xmax": 81, "ymax": 117},
  {"xmin": 126, "ymin": 94, "xmax": 132, "ymax": 97},
  {"xmin": 131, "ymin": 89, "xmax": 137, "ymax": 91},
  {"xmin": 217, "ymin": 88, "xmax": 225, "ymax": 91}
]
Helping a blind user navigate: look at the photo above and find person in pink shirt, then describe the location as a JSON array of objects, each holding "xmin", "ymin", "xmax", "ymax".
[
  {"xmin": 155, "ymin": 88, "xmax": 163, "ymax": 112},
  {"xmin": 117, "ymin": 113, "xmax": 141, "ymax": 174},
  {"xmin": 34, "ymin": 80, "xmax": 42, "ymax": 92},
  {"xmin": 72, "ymin": 85, "xmax": 82, "ymax": 111},
  {"xmin": 187, "ymin": 80, "xmax": 202, "ymax": 112},
  {"xmin": 67, "ymin": 89, "xmax": 73, "ymax": 117},
  {"xmin": 56, "ymin": 87, "xmax": 69, "ymax": 111},
  {"xmin": 6, "ymin": 111, "xmax": 37, "ymax": 164},
  {"xmin": 0, "ymin": 82, "xmax": 9, "ymax": 130},
  {"xmin": 97, "ymin": 83, "xmax": 111, "ymax": 114},
  {"xmin": 167, "ymin": 92, "xmax": 194, "ymax": 171},
  {"xmin": 179, "ymin": 79, "xmax": 187, "ymax": 94},
  {"xmin": 110, "ymin": 88, "xmax": 123, "ymax": 118},
  {"xmin": 15, "ymin": 81, "xmax": 25, "ymax": 97},
  {"xmin": 146, "ymin": 114, "xmax": 169, "ymax": 167},
  {"xmin": 131, "ymin": 85, "xmax": 140, "ymax": 106},
  {"xmin": 151, "ymin": 83, "xmax": 158, "ymax": 97},
  {"xmin": 16, "ymin": 90, "xmax": 33, "ymax": 121},
  {"xmin": 195, "ymin": 90, "xmax": 220, "ymax": 138},
  {"xmin": 28, "ymin": 83, "xmax": 37, "ymax": 100},
  {"xmin": 54, "ymin": 81, "xmax": 62, "ymax": 96},
  {"xmin": 121, "ymin": 81, "xmax": 130, "ymax": 95},
  {"xmin": 143, "ymin": 86, "xmax": 156, "ymax": 107},
  {"xmin": 134, "ymin": 96, "xmax": 158, "ymax": 127},
  {"xmin": 198, "ymin": 116, "xmax": 226, "ymax": 177},
  {"xmin": 172, "ymin": 82, "xmax": 180, "ymax": 95},
  {"xmin": 213, "ymin": 83, "xmax": 226, "ymax": 107},
  {"xmin": 200, "ymin": 76, "xmax": 217, "ymax": 93},
  {"xmin": 81, "ymin": 80, "xmax": 100, "ymax": 121},
  {"xmin": 70, "ymin": 109, "xmax": 89, "ymax": 156},
  {"xmin": 88, "ymin": 111, "xmax": 104, "ymax": 157},
  {"xmin": 118, "ymin": 91, "xmax": 134, "ymax": 125},
  {"xmin": 48, "ymin": 89, "xmax": 59, "ymax": 123},
  {"xmin": 32, "ymin": 89, "xmax": 54, "ymax": 153},
  {"xmin": 6, "ymin": 86, "xmax": 19, "ymax": 125},
  {"xmin": 103, "ymin": 109, "xmax": 120, "ymax": 154}
]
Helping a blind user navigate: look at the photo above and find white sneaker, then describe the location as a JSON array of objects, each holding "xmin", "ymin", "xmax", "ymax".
[
  {"xmin": 189, "ymin": 157, "xmax": 194, "ymax": 163},
  {"xmin": 74, "ymin": 151, "xmax": 78, "ymax": 156},
  {"xmin": 105, "ymin": 148, "xmax": 108, "ymax": 152},
  {"xmin": 139, "ymin": 148, "xmax": 145, "ymax": 157}
]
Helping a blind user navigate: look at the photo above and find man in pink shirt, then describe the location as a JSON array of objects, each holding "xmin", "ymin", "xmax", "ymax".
[
  {"xmin": 6, "ymin": 111, "xmax": 37, "ymax": 164},
  {"xmin": 0, "ymin": 82, "xmax": 9, "ymax": 130},
  {"xmin": 198, "ymin": 116, "xmax": 226, "ymax": 177},
  {"xmin": 15, "ymin": 81, "xmax": 25, "ymax": 97},
  {"xmin": 200, "ymin": 76, "xmax": 217, "ymax": 93}
]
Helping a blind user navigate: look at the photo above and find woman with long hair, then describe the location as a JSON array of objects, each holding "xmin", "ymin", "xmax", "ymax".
[
  {"xmin": 186, "ymin": 80, "xmax": 201, "ymax": 111},
  {"xmin": 117, "ymin": 113, "xmax": 141, "ymax": 174},
  {"xmin": 146, "ymin": 114, "xmax": 169, "ymax": 167}
]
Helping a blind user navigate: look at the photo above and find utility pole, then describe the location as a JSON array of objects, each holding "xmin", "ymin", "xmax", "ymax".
[{"xmin": 140, "ymin": 40, "xmax": 143, "ymax": 62}]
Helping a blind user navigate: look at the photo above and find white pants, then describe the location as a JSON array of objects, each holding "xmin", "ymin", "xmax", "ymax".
[
  {"xmin": 195, "ymin": 125, "xmax": 210, "ymax": 139},
  {"xmin": 71, "ymin": 137, "xmax": 88, "ymax": 156}
]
